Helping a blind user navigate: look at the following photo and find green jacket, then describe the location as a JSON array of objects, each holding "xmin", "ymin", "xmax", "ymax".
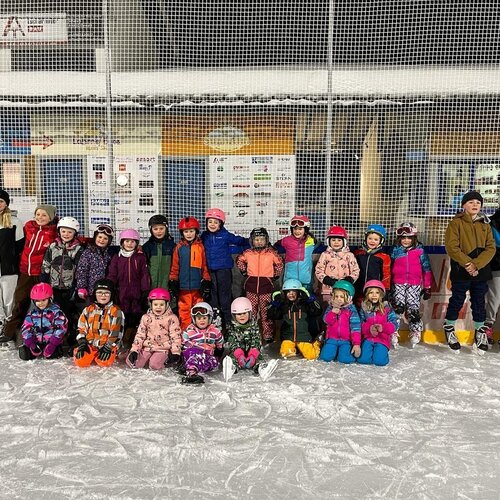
[
  {"xmin": 142, "ymin": 238, "xmax": 175, "ymax": 289},
  {"xmin": 226, "ymin": 319, "xmax": 263, "ymax": 361}
]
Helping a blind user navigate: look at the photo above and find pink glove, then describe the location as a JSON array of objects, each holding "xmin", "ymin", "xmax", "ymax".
[
  {"xmin": 245, "ymin": 348, "xmax": 260, "ymax": 368},
  {"xmin": 78, "ymin": 288, "xmax": 88, "ymax": 299},
  {"xmin": 43, "ymin": 341, "xmax": 59, "ymax": 358},
  {"xmin": 233, "ymin": 348, "xmax": 246, "ymax": 368}
]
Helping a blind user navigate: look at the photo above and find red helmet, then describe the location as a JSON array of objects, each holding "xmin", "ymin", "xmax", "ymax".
[
  {"xmin": 205, "ymin": 208, "xmax": 225, "ymax": 223},
  {"xmin": 326, "ymin": 225, "xmax": 348, "ymax": 240},
  {"xmin": 30, "ymin": 283, "xmax": 53, "ymax": 301},
  {"xmin": 178, "ymin": 216, "xmax": 200, "ymax": 231},
  {"xmin": 148, "ymin": 288, "xmax": 171, "ymax": 302},
  {"xmin": 290, "ymin": 215, "xmax": 310, "ymax": 228},
  {"xmin": 363, "ymin": 279, "xmax": 386, "ymax": 293}
]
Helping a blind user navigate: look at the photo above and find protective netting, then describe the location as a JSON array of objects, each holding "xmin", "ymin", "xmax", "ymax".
[{"xmin": 0, "ymin": 1, "xmax": 499, "ymax": 244}]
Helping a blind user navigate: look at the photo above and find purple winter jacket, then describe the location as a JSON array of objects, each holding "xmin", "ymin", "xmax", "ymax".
[
  {"xmin": 107, "ymin": 250, "xmax": 150, "ymax": 314},
  {"xmin": 76, "ymin": 245, "xmax": 112, "ymax": 295}
]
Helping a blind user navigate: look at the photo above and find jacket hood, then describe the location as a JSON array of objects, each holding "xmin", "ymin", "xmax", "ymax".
[{"xmin": 454, "ymin": 210, "xmax": 490, "ymax": 224}]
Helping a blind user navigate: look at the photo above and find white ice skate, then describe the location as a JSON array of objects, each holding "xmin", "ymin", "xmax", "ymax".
[
  {"xmin": 222, "ymin": 356, "xmax": 236, "ymax": 382},
  {"xmin": 391, "ymin": 333, "xmax": 399, "ymax": 350},
  {"xmin": 258, "ymin": 359, "xmax": 278, "ymax": 382}
]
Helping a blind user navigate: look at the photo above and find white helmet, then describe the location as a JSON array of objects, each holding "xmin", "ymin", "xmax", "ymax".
[
  {"xmin": 57, "ymin": 216, "xmax": 80, "ymax": 233},
  {"xmin": 190, "ymin": 302, "xmax": 214, "ymax": 324}
]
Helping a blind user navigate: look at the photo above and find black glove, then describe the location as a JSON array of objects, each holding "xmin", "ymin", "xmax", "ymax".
[
  {"xmin": 322, "ymin": 276, "xmax": 337, "ymax": 287},
  {"xmin": 200, "ymin": 280, "xmax": 211, "ymax": 301},
  {"xmin": 168, "ymin": 280, "xmax": 180, "ymax": 296},
  {"xmin": 75, "ymin": 338, "xmax": 90, "ymax": 359},
  {"xmin": 393, "ymin": 303, "xmax": 405, "ymax": 315},
  {"xmin": 214, "ymin": 346, "xmax": 224, "ymax": 359},
  {"xmin": 165, "ymin": 353, "xmax": 181, "ymax": 367},
  {"xmin": 97, "ymin": 343, "xmax": 113, "ymax": 362},
  {"xmin": 127, "ymin": 350, "xmax": 138, "ymax": 366},
  {"xmin": 343, "ymin": 276, "xmax": 354, "ymax": 284},
  {"xmin": 422, "ymin": 288, "xmax": 432, "ymax": 300}
]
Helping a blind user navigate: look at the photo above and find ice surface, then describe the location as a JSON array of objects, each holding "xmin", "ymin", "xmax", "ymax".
[{"xmin": 1, "ymin": 341, "xmax": 499, "ymax": 499}]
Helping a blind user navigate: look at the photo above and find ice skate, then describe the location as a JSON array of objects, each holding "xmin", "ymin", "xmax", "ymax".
[
  {"xmin": 0, "ymin": 334, "xmax": 15, "ymax": 349},
  {"xmin": 222, "ymin": 356, "xmax": 236, "ymax": 382},
  {"xmin": 472, "ymin": 326, "xmax": 488, "ymax": 356},
  {"xmin": 391, "ymin": 333, "xmax": 399, "ymax": 349},
  {"xmin": 181, "ymin": 373, "xmax": 205, "ymax": 384},
  {"xmin": 258, "ymin": 359, "xmax": 278, "ymax": 382},
  {"xmin": 409, "ymin": 332, "xmax": 420, "ymax": 349},
  {"xmin": 483, "ymin": 323, "xmax": 493, "ymax": 345},
  {"xmin": 444, "ymin": 324, "xmax": 461, "ymax": 352}
]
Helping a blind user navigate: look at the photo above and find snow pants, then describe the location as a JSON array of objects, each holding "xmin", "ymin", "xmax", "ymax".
[
  {"xmin": 183, "ymin": 347, "xmax": 219, "ymax": 375},
  {"xmin": 280, "ymin": 339, "xmax": 320, "ymax": 360},
  {"xmin": 73, "ymin": 345, "xmax": 118, "ymax": 368},
  {"xmin": 178, "ymin": 290, "xmax": 203, "ymax": 330},
  {"xmin": 0, "ymin": 274, "xmax": 17, "ymax": 330},
  {"xmin": 485, "ymin": 271, "xmax": 500, "ymax": 326},
  {"xmin": 445, "ymin": 279, "xmax": 488, "ymax": 323},
  {"xmin": 392, "ymin": 283, "xmax": 423, "ymax": 341},
  {"xmin": 247, "ymin": 291, "xmax": 273, "ymax": 342},
  {"xmin": 133, "ymin": 350, "xmax": 168, "ymax": 370},
  {"xmin": 209, "ymin": 269, "xmax": 233, "ymax": 328},
  {"xmin": 319, "ymin": 338, "xmax": 356, "ymax": 364},
  {"xmin": 357, "ymin": 339, "xmax": 389, "ymax": 366}
]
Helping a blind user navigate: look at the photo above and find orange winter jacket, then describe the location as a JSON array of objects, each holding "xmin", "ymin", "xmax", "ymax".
[
  {"xmin": 236, "ymin": 247, "xmax": 284, "ymax": 294},
  {"xmin": 77, "ymin": 302, "xmax": 125, "ymax": 347}
]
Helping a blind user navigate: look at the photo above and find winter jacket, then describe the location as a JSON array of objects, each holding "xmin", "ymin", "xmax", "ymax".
[
  {"xmin": 0, "ymin": 214, "xmax": 24, "ymax": 276},
  {"xmin": 41, "ymin": 237, "xmax": 84, "ymax": 290},
  {"xmin": 359, "ymin": 303, "xmax": 399, "ymax": 350},
  {"xmin": 131, "ymin": 308, "xmax": 182, "ymax": 353},
  {"xmin": 391, "ymin": 244, "xmax": 432, "ymax": 288},
  {"xmin": 107, "ymin": 250, "xmax": 150, "ymax": 314},
  {"xmin": 226, "ymin": 319, "xmax": 262, "ymax": 359},
  {"xmin": 445, "ymin": 211, "xmax": 495, "ymax": 282},
  {"xmin": 489, "ymin": 208, "xmax": 500, "ymax": 272},
  {"xmin": 77, "ymin": 301, "xmax": 124, "ymax": 347},
  {"xmin": 236, "ymin": 247, "xmax": 284, "ymax": 294},
  {"xmin": 354, "ymin": 247, "xmax": 391, "ymax": 293},
  {"xmin": 181, "ymin": 323, "xmax": 224, "ymax": 355},
  {"xmin": 323, "ymin": 303, "xmax": 361, "ymax": 346},
  {"xmin": 76, "ymin": 245, "xmax": 113, "ymax": 295},
  {"xmin": 201, "ymin": 227, "xmax": 247, "ymax": 270},
  {"xmin": 21, "ymin": 302, "xmax": 67, "ymax": 350},
  {"xmin": 142, "ymin": 237, "xmax": 175, "ymax": 289},
  {"xmin": 267, "ymin": 292, "xmax": 322, "ymax": 343},
  {"xmin": 169, "ymin": 238, "xmax": 210, "ymax": 291},
  {"xmin": 19, "ymin": 219, "xmax": 58, "ymax": 276},
  {"xmin": 275, "ymin": 234, "xmax": 317, "ymax": 286},
  {"xmin": 315, "ymin": 246, "xmax": 360, "ymax": 294}
]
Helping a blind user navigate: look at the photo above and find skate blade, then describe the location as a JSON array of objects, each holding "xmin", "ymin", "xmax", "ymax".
[
  {"xmin": 472, "ymin": 344, "xmax": 486, "ymax": 356},
  {"xmin": 259, "ymin": 359, "xmax": 278, "ymax": 382},
  {"xmin": 222, "ymin": 356, "xmax": 236, "ymax": 382}
]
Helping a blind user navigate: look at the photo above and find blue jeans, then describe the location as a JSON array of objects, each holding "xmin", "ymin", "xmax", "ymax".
[
  {"xmin": 319, "ymin": 338, "xmax": 356, "ymax": 364},
  {"xmin": 357, "ymin": 339, "xmax": 389, "ymax": 366},
  {"xmin": 445, "ymin": 280, "xmax": 488, "ymax": 323}
]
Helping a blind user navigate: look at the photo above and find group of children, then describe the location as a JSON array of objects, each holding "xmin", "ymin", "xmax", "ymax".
[{"xmin": 0, "ymin": 188, "xmax": 498, "ymax": 383}]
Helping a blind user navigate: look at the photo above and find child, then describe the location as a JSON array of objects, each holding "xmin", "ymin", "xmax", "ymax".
[
  {"xmin": 315, "ymin": 225, "xmax": 360, "ymax": 308},
  {"xmin": 180, "ymin": 302, "xmax": 224, "ymax": 384},
  {"xmin": 169, "ymin": 217, "xmax": 211, "ymax": 330},
  {"xmin": 107, "ymin": 228, "xmax": 150, "ymax": 347},
  {"xmin": 0, "ymin": 204, "xmax": 58, "ymax": 346},
  {"xmin": 74, "ymin": 278, "xmax": 124, "ymax": 368},
  {"xmin": 225, "ymin": 296, "xmax": 263, "ymax": 375},
  {"xmin": 126, "ymin": 288, "xmax": 182, "ymax": 370},
  {"xmin": 444, "ymin": 191, "xmax": 495, "ymax": 353},
  {"xmin": 236, "ymin": 227, "xmax": 284, "ymax": 343},
  {"xmin": 319, "ymin": 280, "xmax": 361, "ymax": 364},
  {"xmin": 268, "ymin": 278, "xmax": 322, "ymax": 359},
  {"xmin": 76, "ymin": 224, "xmax": 114, "ymax": 302},
  {"xmin": 18, "ymin": 283, "xmax": 67, "ymax": 361},
  {"xmin": 391, "ymin": 222, "xmax": 433, "ymax": 348},
  {"xmin": 40, "ymin": 216, "xmax": 83, "ymax": 347},
  {"xmin": 354, "ymin": 224, "xmax": 391, "ymax": 305},
  {"xmin": 142, "ymin": 215, "xmax": 175, "ymax": 290},
  {"xmin": 201, "ymin": 208, "xmax": 247, "ymax": 329},
  {"xmin": 485, "ymin": 205, "xmax": 500, "ymax": 344},
  {"xmin": 357, "ymin": 280, "xmax": 399, "ymax": 366},
  {"xmin": 274, "ymin": 215, "xmax": 318, "ymax": 291},
  {"xmin": 0, "ymin": 189, "xmax": 24, "ymax": 338}
]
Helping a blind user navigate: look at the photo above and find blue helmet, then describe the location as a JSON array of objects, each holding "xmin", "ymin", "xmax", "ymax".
[
  {"xmin": 282, "ymin": 278, "xmax": 303, "ymax": 291},
  {"xmin": 365, "ymin": 224, "xmax": 386, "ymax": 244}
]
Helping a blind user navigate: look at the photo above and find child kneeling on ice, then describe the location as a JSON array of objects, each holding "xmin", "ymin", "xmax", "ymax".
[
  {"xmin": 268, "ymin": 278, "xmax": 322, "ymax": 359},
  {"xmin": 319, "ymin": 280, "xmax": 361, "ymax": 364},
  {"xmin": 74, "ymin": 279, "xmax": 124, "ymax": 368},
  {"xmin": 19, "ymin": 283, "xmax": 67, "ymax": 360},
  {"xmin": 181, "ymin": 302, "xmax": 224, "ymax": 384},
  {"xmin": 126, "ymin": 288, "xmax": 182, "ymax": 370},
  {"xmin": 358, "ymin": 280, "xmax": 399, "ymax": 366}
]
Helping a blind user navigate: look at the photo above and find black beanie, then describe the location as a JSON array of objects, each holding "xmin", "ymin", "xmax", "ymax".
[
  {"xmin": 461, "ymin": 191, "xmax": 483, "ymax": 206},
  {"xmin": 0, "ymin": 189, "xmax": 10, "ymax": 206}
]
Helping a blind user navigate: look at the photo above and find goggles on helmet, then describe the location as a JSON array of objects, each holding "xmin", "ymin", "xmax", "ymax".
[
  {"xmin": 396, "ymin": 225, "xmax": 416, "ymax": 237},
  {"xmin": 96, "ymin": 224, "xmax": 114, "ymax": 236},
  {"xmin": 191, "ymin": 305, "xmax": 212, "ymax": 317},
  {"xmin": 291, "ymin": 220, "xmax": 307, "ymax": 228}
]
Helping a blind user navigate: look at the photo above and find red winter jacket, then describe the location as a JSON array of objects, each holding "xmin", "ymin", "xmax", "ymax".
[{"xmin": 19, "ymin": 219, "xmax": 58, "ymax": 276}]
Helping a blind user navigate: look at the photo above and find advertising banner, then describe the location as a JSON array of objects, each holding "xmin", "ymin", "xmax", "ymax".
[{"xmin": 1, "ymin": 14, "xmax": 68, "ymax": 44}]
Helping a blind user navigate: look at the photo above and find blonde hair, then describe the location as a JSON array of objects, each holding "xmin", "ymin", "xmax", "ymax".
[
  {"xmin": 331, "ymin": 289, "xmax": 349, "ymax": 303},
  {"xmin": 0, "ymin": 207, "xmax": 13, "ymax": 229},
  {"xmin": 362, "ymin": 287, "xmax": 385, "ymax": 314}
]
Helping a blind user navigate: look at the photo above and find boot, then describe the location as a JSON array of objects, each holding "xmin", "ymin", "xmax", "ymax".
[
  {"xmin": 181, "ymin": 373, "xmax": 205, "ymax": 384},
  {"xmin": 473, "ymin": 326, "xmax": 489, "ymax": 355},
  {"xmin": 444, "ymin": 324, "xmax": 461, "ymax": 351}
]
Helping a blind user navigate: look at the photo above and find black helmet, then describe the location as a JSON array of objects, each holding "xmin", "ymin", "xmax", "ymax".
[
  {"xmin": 250, "ymin": 227, "xmax": 269, "ymax": 247},
  {"xmin": 148, "ymin": 214, "xmax": 169, "ymax": 228},
  {"xmin": 93, "ymin": 278, "xmax": 115, "ymax": 296}
]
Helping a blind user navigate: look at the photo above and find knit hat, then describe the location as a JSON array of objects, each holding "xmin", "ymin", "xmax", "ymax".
[
  {"xmin": 34, "ymin": 204, "xmax": 57, "ymax": 221},
  {"xmin": 461, "ymin": 191, "xmax": 483, "ymax": 207},
  {"xmin": 0, "ymin": 189, "xmax": 10, "ymax": 206}
]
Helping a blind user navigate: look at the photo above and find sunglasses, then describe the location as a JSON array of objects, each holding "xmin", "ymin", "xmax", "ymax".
[
  {"xmin": 396, "ymin": 226, "xmax": 414, "ymax": 237},
  {"xmin": 96, "ymin": 224, "xmax": 114, "ymax": 236},
  {"xmin": 291, "ymin": 220, "xmax": 306, "ymax": 228}
]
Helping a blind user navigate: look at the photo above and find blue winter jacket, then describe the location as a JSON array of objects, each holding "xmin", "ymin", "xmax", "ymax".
[{"xmin": 201, "ymin": 227, "xmax": 248, "ymax": 270}]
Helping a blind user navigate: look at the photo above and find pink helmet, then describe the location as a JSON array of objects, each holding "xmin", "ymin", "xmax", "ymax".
[
  {"xmin": 119, "ymin": 228, "xmax": 140, "ymax": 242},
  {"xmin": 231, "ymin": 296, "xmax": 252, "ymax": 315},
  {"xmin": 290, "ymin": 215, "xmax": 310, "ymax": 228},
  {"xmin": 30, "ymin": 283, "xmax": 53, "ymax": 301},
  {"xmin": 148, "ymin": 288, "xmax": 171, "ymax": 302},
  {"xmin": 327, "ymin": 225, "xmax": 348, "ymax": 240},
  {"xmin": 363, "ymin": 280, "xmax": 386, "ymax": 293},
  {"xmin": 205, "ymin": 208, "xmax": 226, "ymax": 223}
]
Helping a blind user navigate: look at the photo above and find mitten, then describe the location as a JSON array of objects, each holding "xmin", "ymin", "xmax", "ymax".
[
  {"xmin": 75, "ymin": 338, "xmax": 90, "ymax": 359},
  {"xmin": 322, "ymin": 276, "xmax": 337, "ymax": 287},
  {"xmin": 167, "ymin": 353, "xmax": 181, "ymax": 365},
  {"xmin": 97, "ymin": 343, "xmax": 113, "ymax": 362},
  {"xmin": 214, "ymin": 346, "xmax": 224, "ymax": 359},
  {"xmin": 233, "ymin": 348, "xmax": 246, "ymax": 368},
  {"xmin": 43, "ymin": 341, "xmax": 59, "ymax": 358},
  {"xmin": 245, "ymin": 348, "xmax": 260, "ymax": 368},
  {"xmin": 127, "ymin": 350, "xmax": 138, "ymax": 367},
  {"xmin": 343, "ymin": 276, "xmax": 355, "ymax": 284},
  {"xmin": 422, "ymin": 288, "xmax": 431, "ymax": 300},
  {"xmin": 77, "ymin": 288, "xmax": 88, "ymax": 300},
  {"xmin": 31, "ymin": 342, "xmax": 43, "ymax": 357}
]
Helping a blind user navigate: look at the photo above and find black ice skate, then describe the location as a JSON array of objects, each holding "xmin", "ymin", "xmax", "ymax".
[{"xmin": 444, "ymin": 324, "xmax": 461, "ymax": 352}]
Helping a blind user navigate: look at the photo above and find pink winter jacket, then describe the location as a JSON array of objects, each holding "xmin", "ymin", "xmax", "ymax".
[
  {"xmin": 131, "ymin": 308, "xmax": 182, "ymax": 354},
  {"xmin": 315, "ymin": 246, "xmax": 360, "ymax": 294},
  {"xmin": 359, "ymin": 304, "xmax": 398, "ymax": 350},
  {"xmin": 324, "ymin": 303, "xmax": 362, "ymax": 346}
]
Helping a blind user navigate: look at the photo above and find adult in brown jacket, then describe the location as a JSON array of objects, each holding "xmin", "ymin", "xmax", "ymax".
[{"xmin": 443, "ymin": 191, "xmax": 495, "ymax": 353}]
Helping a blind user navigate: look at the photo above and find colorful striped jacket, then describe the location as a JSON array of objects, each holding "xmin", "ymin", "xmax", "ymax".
[{"xmin": 77, "ymin": 301, "xmax": 124, "ymax": 347}]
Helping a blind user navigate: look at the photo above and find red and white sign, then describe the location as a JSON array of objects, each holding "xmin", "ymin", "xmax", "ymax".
[{"xmin": 1, "ymin": 14, "xmax": 68, "ymax": 44}]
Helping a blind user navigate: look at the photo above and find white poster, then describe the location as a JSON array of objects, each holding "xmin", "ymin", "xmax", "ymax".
[
  {"xmin": 1, "ymin": 14, "xmax": 68, "ymax": 44},
  {"xmin": 209, "ymin": 155, "xmax": 296, "ymax": 241},
  {"xmin": 9, "ymin": 195, "xmax": 38, "ymax": 224}
]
